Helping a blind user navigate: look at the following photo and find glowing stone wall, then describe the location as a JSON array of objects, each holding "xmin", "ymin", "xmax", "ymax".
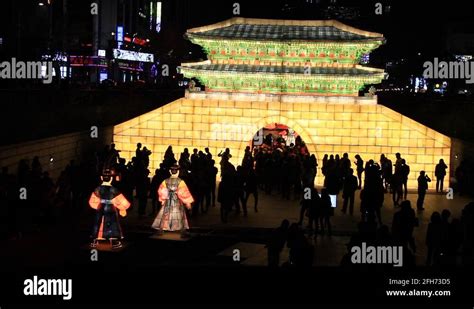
[{"xmin": 113, "ymin": 96, "xmax": 450, "ymax": 189}]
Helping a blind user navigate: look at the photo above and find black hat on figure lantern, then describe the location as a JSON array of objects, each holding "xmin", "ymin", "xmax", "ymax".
[
  {"xmin": 170, "ymin": 164, "xmax": 180, "ymax": 174},
  {"xmin": 101, "ymin": 168, "xmax": 117, "ymax": 181},
  {"xmin": 101, "ymin": 168, "xmax": 115, "ymax": 176}
]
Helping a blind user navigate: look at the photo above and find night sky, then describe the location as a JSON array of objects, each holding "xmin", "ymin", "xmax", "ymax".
[
  {"xmin": 1, "ymin": 0, "xmax": 473, "ymax": 62},
  {"xmin": 182, "ymin": 0, "xmax": 474, "ymax": 59}
]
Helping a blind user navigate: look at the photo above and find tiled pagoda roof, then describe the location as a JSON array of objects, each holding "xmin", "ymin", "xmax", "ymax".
[{"xmin": 186, "ymin": 18, "xmax": 384, "ymax": 42}]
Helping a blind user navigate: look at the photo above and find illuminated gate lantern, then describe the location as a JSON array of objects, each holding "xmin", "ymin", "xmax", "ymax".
[{"xmin": 114, "ymin": 18, "xmax": 451, "ymax": 189}]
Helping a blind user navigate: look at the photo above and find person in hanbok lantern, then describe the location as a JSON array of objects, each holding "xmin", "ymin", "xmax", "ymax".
[
  {"xmin": 152, "ymin": 164, "xmax": 194, "ymax": 237},
  {"xmin": 89, "ymin": 168, "xmax": 131, "ymax": 249}
]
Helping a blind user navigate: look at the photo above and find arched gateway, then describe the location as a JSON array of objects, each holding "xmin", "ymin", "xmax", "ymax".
[{"xmin": 113, "ymin": 18, "xmax": 450, "ymax": 189}]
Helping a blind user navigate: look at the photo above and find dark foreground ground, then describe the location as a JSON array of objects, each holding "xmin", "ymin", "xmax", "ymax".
[{"xmin": 0, "ymin": 189, "xmax": 473, "ymax": 306}]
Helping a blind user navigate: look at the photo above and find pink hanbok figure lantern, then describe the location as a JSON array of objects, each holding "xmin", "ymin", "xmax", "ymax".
[{"xmin": 151, "ymin": 164, "xmax": 194, "ymax": 238}]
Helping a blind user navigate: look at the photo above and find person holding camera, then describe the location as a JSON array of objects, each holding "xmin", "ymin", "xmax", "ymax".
[{"xmin": 417, "ymin": 171, "xmax": 431, "ymax": 211}]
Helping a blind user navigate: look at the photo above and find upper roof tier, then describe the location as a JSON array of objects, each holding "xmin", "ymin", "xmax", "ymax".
[{"xmin": 186, "ymin": 18, "xmax": 384, "ymax": 42}]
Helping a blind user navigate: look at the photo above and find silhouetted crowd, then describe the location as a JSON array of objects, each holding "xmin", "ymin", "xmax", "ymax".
[
  {"xmin": 1, "ymin": 141, "xmax": 473, "ymax": 269},
  {"xmin": 252, "ymin": 134, "xmax": 315, "ymax": 199},
  {"xmin": 267, "ymin": 152, "xmax": 473, "ymax": 268},
  {"xmin": 156, "ymin": 145, "xmax": 219, "ymax": 216},
  {"xmin": 268, "ymin": 200, "xmax": 474, "ymax": 268},
  {"xmin": 0, "ymin": 156, "xmax": 97, "ymax": 239},
  {"xmin": 0, "ymin": 142, "xmax": 156, "ymax": 239},
  {"xmin": 341, "ymin": 200, "xmax": 474, "ymax": 268}
]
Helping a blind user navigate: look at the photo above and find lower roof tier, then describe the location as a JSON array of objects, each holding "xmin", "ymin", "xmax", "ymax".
[
  {"xmin": 180, "ymin": 64, "xmax": 385, "ymax": 96},
  {"xmin": 181, "ymin": 64, "xmax": 384, "ymax": 75}
]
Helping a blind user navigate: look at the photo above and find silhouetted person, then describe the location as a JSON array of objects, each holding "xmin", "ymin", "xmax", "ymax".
[
  {"xmin": 209, "ymin": 160, "xmax": 218, "ymax": 207},
  {"xmin": 136, "ymin": 169, "xmax": 150, "ymax": 216},
  {"xmin": 267, "ymin": 219, "xmax": 290, "ymax": 267},
  {"xmin": 290, "ymin": 156, "xmax": 302, "ymax": 200},
  {"xmin": 219, "ymin": 149, "xmax": 234, "ymax": 178},
  {"xmin": 150, "ymin": 166, "xmax": 169, "ymax": 215},
  {"xmin": 392, "ymin": 200, "xmax": 418, "ymax": 253},
  {"xmin": 417, "ymin": 171, "xmax": 431, "ymax": 211},
  {"xmin": 107, "ymin": 143, "xmax": 120, "ymax": 168},
  {"xmin": 445, "ymin": 218, "xmax": 462, "ymax": 265},
  {"xmin": 400, "ymin": 159, "xmax": 410, "ymax": 200},
  {"xmin": 299, "ymin": 187, "xmax": 314, "ymax": 227},
  {"xmin": 322, "ymin": 154, "xmax": 329, "ymax": 176},
  {"xmin": 380, "ymin": 154, "xmax": 393, "ymax": 193},
  {"xmin": 204, "ymin": 147, "xmax": 212, "ymax": 160},
  {"xmin": 391, "ymin": 171, "xmax": 403, "ymax": 207},
  {"xmin": 217, "ymin": 175, "xmax": 233, "ymax": 223},
  {"xmin": 287, "ymin": 223, "xmax": 314, "ymax": 267},
  {"xmin": 150, "ymin": 169, "xmax": 160, "ymax": 215},
  {"xmin": 31, "ymin": 156, "xmax": 42, "ymax": 176},
  {"xmin": 354, "ymin": 154, "xmax": 364, "ymax": 189},
  {"xmin": 263, "ymin": 155, "xmax": 274, "ymax": 195},
  {"xmin": 201, "ymin": 160, "xmax": 212, "ymax": 214},
  {"xmin": 426, "ymin": 212, "xmax": 442, "ymax": 266},
  {"xmin": 394, "ymin": 153, "xmax": 402, "ymax": 172},
  {"xmin": 39, "ymin": 171, "xmax": 54, "ymax": 223},
  {"xmin": 242, "ymin": 146, "xmax": 253, "ymax": 170},
  {"xmin": 244, "ymin": 168, "xmax": 259, "ymax": 213},
  {"xmin": 340, "ymin": 153, "xmax": 351, "ymax": 177},
  {"xmin": 309, "ymin": 154, "xmax": 317, "ymax": 183},
  {"xmin": 191, "ymin": 148, "xmax": 199, "ymax": 166},
  {"xmin": 264, "ymin": 133, "xmax": 273, "ymax": 147},
  {"xmin": 342, "ymin": 169, "xmax": 358, "ymax": 215},
  {"xmin": 326, "ymin": 155, "xmax": 335, "ymax": 178},
  {"xmin": 280, "ymin": 157, "xmax": 290, "ymax": 199},
  {"xmin": 360, "ymin": 174, "xmax": 385, "ymax": 225},
  {"xmin": 440, "ymin": 209, "xmax": 451, "ymax": 258},
  {"xmin": 455, "ymin": 161, "xmax": 468, "ymax": 196},
  {"xmin": 135, "ymin": 143, "xmax": 143, "ymax": 161},
  {"xmin": 363, "ymin": 159, "xmax": 374, "ymax": 183},
  {"xmin": 218, "ymin": 148, "xmax": 232, "ymax": 161},
  {"xmin": 141, "ymin": 147, "xmax": 151, "ymax": 168},
  {"xmin": 435, "ymin": 159, "xmax": 448, "ymax": 194},
  {"xmin": 163, "ymin": 146, "xmax": 177, "ymax": 170},
  {"xmin": 306, "ymin": 188, "xmax": 321, "ymax": 236},
  {"xmin": 325, "ymin": 169, "xmax": 341, "ymax": 200},
  {"xmin": 234, "ymin": 166, "xmax": 246, "ymax": 216},
  {"xmin": 179, "ymin": 148, "xmax": 191, "ymax": 172},
  {"xmin": 319, "ymin": 188, "xmax": 333, "ymax": 236}
]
